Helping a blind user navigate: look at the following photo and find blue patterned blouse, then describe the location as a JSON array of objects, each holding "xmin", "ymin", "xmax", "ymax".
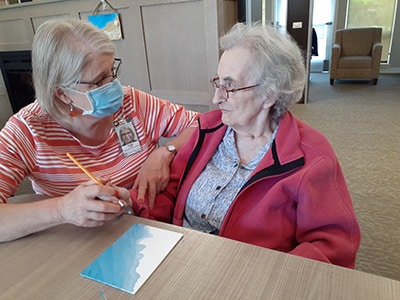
[{"xmin": 183, "ymin": 126, "xmax": 278, "ymax": 234}]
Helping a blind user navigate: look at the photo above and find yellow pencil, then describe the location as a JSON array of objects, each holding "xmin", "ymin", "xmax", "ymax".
[
  {"xmin": 66, "ymin": 152, "xmax": 133, "ymax": 214},
  {"xmin": 66, "ymin": 152, "xmax": 103, "ymax": 185}
]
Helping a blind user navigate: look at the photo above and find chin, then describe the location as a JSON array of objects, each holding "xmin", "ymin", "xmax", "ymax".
[{"xmin": 220, "ymin": 114, "xmax": 231, "ymax": 126}]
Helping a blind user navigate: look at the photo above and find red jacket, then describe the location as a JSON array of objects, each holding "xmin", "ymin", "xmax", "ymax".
[{"xmin": 132, "ymin": 110, "xmax": 361, "ymax": 268}]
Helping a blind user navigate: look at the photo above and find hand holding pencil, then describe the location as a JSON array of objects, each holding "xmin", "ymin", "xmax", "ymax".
[{"xmin": 66, "ymin": 152, "xmax": 133, "ymax": 215}]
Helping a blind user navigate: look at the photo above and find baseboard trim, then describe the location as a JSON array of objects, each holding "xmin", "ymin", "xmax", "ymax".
[{"xmin": 379, "ymin": 66, "xmax": 400, "ymax": 74}]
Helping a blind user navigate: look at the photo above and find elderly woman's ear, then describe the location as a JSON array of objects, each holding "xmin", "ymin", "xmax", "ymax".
[{"xmin": 263, "ymin": 97, "xmax": 276, "ymax": 110}]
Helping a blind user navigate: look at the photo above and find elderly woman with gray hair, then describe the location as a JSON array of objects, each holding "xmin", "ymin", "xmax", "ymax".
[{"xmin": 132, "ymin": 23, "xmax": 360, "ymax": 268}]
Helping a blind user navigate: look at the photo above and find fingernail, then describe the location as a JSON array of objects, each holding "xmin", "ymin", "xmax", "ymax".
[{"xmin": 138, "ymin": 198, "xmax": 144, "ymax": 204}]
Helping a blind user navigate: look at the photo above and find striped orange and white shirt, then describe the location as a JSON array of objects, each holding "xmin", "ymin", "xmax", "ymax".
[{"xmin": 0, "ymin": 86, "xmax": 199, "ymax": 203}]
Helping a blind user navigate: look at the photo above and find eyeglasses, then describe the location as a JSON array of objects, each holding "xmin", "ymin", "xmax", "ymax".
[
  {"xmin": 210, "ymin": 77, "xmax": 260, "ymax": 99},
  {"xmin": 77, "ymin": 58, "xmax": 122, "ymax": 88}
]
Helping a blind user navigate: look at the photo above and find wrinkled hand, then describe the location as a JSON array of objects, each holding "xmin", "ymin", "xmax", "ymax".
[
  {"xmin": 133, "ymin": 146, "xmax": 173, "ymax": 209},
  {"xmin": 57, "ymin": 181, "xmax": 132, "ymax": 227}
]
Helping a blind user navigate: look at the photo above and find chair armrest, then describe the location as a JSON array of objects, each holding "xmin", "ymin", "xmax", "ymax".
[
  {"xmin": 372, "ymin": 43, "xmax": 383, "ymax": 56},
  {"xmin": 371, "ymin": 42, "xmax": 383, "ymax": 66},
  {"xmin": 331, "ymin": 44, "xmax": 341, "ymax": 68}
]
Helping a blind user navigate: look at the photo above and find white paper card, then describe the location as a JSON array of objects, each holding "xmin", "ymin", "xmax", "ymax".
[{"xmin": 81, "ymin": 223, "xmax": 183, "ymax": 294}]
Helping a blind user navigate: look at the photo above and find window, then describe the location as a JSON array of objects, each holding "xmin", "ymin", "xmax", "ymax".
[{"xmin": 346, "ymin": 0, "xmax": 398, "ymax": 63}]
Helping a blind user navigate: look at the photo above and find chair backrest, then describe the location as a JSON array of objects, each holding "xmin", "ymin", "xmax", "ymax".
[{"xmin": 335, "ymin": 27, "xmax": 382, "ymax": 56}]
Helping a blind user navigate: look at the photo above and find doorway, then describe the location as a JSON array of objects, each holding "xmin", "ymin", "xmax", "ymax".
[
  {"xmin": 267, "ymin": 0, "xmax": 335, "ymax": 74},
  {"xmin": 310, "ymin": 0, "xmax": 335, "ymax": 73}
]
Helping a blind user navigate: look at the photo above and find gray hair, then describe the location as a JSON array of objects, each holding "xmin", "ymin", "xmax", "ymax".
[
  {"xmin": 220, "ymin": 23, "xmax": 306, "ymax": 125},
  {"xmin": 32, "ymin": 18, "xmax": 115, "ymax": 121}
]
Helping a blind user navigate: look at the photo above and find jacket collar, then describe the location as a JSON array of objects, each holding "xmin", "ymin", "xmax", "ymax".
[
  {"xmin": 251, "ymin": 111, "xmax": 305, "ymax": 172},
  {"xmin": 185, "ymin": 110, "xmax": 305, "ymax": 186}
]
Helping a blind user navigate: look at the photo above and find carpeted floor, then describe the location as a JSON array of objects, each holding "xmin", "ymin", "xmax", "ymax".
[{"xmin": 292, "ymin": 73, "xmax": 400, "ymax": 281}]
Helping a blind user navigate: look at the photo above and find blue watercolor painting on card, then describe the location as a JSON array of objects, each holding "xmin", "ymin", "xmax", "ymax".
[{"xmin": 80, "ymin": 223, "xmax": 183, "ymax": 294}]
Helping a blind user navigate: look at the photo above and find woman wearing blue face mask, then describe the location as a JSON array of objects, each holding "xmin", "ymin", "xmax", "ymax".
[
  {"xmin": 0, "ymin": 18, "xmax": 199, "ymax": 242},
  {"xmin": 65, "ymin": 77, "xmax": 124, "ymax": 118}
]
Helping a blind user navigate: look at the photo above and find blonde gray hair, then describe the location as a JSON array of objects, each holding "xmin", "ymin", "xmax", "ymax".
[{"xmin": 32, "ymin": 18, "xmax": 115, "ymax": 121}]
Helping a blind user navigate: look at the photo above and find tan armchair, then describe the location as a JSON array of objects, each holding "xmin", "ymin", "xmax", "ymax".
[{"xmin": 330, "ymin": 27, "xmax": 382, "ymax": 85}]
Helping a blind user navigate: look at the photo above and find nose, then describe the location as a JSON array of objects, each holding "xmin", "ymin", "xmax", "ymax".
[{"xmin": 211, "ymin": 87, "xmax": 226, "ymax": 105}]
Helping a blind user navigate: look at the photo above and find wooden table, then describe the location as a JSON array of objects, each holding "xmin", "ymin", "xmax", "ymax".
[{"xmin": 1, "ymin": 215, "xmax": 399, "ymax": 299}]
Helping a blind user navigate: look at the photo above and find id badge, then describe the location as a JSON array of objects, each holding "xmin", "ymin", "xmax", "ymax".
[{"xmin": 113, "ymin": 119, "xmax": 141, "ymax": 156}]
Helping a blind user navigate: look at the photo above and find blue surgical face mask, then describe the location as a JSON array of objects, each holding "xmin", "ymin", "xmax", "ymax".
[{"xmin": 69, "ymin": 79, "xmax": 123, "ymax": 118}]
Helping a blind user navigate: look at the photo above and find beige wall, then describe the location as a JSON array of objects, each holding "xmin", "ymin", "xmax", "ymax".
[{"xmin": 0, "ymin": 0, "xmax": 237, "ymax": 127}]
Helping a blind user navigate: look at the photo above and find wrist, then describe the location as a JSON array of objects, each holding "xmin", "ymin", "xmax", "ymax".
[
  {"xmin": 55, "ymin": 196, "xmax": 67, "ymax": 224},
  {"xmin": 163, "ymin": 144, "xmax": 177, "ymax": 156},
  {"xmin": 158, "ymin": 143, "xmax": 176, "ymax": 164}
]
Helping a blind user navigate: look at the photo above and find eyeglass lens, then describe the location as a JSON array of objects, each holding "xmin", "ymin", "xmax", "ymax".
[
  {"xmin": 211, "ymin": 78, "xmax": 230, "ymax": 99},
  {"xmin": 210, "ymin": 77, "xmax": 259, "ymax": 99},
  {"xmin": 77, "ymin": 58, "xmax": 122, "ymax": 87}
]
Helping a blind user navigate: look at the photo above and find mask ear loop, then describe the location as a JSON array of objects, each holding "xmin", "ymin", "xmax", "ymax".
[{"xmin": 64, "ymin": 86, "xmax": 93, "ymax": 116}]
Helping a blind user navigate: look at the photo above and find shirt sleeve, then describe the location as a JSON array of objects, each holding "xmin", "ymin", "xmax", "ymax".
[
  {"xmin": 0, "ymin": 116, "xmax": 36, "ymax": 203},
  {"xmin": 132, "ymin": 88, "xmax": 200, "ymax": 143}
]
